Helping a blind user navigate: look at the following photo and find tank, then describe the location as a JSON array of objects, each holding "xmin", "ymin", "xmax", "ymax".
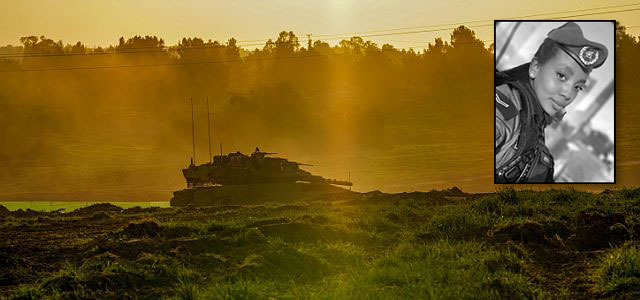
[{"xmin": 170, "ymin": 147, "xmax": 354, "ymax": 206}]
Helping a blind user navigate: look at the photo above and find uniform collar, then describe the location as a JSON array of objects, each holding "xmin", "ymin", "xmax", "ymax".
[
  {"xmin": 523, "ymin": 77, "xmax": 553, "ymax": 126},
  {"xmin": 506, "ymin": 63, "xmax": 554, "ymax": 126}
]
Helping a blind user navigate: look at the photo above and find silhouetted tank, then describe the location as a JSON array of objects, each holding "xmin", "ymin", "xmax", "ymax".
[{"xmin": 170, "ymin": 148, "xmax": 353, "ymax": 206}]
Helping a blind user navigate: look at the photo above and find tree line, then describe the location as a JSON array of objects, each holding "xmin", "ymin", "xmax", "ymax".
[{"xmin": 0, "ymin": 25, "xmax": 637, "ymax": 172}]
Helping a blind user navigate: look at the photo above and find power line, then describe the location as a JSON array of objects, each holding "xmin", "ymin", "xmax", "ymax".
[
  {"xmin": 379, "ymin": 38, "xmax": 493, "ymax": 43},
  {"xmin": 1, "ymin": 3, "xmax": 637, "ymax": 59},
  {"xmin": 0, "ymin": 24, "xmax": 496, "ymax": 59},
  {"xmin": 313, "ymin": 20, "xmax": 490, "ymax": 39},
  {"xmin": 550, "ymin": 6, "xmax": 640, "ymax": 19},
  {"xmin": 0, "ymin": 38, "xmax": 497, "ymax": 73},
  {"xmin": 382, "ymin": 39, "xmax": 494, "ymax": 48},
  {"xmin": 0, "ymin": 8, "xmax": 634, "ymax": 70},
  {"xmin": 189, "ymin": 2, "xmax": 640, "ymax": 43},
  {"xmin": 313, "ymin": 2, "xmax": 640, "ymax": 38},
  {"xmin": 235, "ymin": 25, "xmax": 495, "ymax": 47},
  {"xmin": 337, "ymin": 6, "xmax": 638, "ymax": 42},
  {"xmin": 226, "ymin": 4, "xmax": 639, "ymax": 49},
  {"xmin": 0, "ymin": 52, "xmax": 330, "ymax": 73}
]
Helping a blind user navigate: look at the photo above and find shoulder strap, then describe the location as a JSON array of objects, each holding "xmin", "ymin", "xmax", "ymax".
[{"xmin": 495, "ymin": 89, "xmax": 517, "ymax": 121}]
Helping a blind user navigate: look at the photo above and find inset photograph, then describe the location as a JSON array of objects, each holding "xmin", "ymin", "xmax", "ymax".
[{"xmin": 495, "ymin": 21, "xmax": 615, "ymax": 183}]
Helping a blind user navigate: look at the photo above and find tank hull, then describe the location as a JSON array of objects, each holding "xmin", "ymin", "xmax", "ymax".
[{"xmin": 170, "ymin": 182, "xmax": 355, "ymax": 206}]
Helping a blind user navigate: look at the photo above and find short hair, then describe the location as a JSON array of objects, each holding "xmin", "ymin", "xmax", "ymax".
[{"xmin": 533, "ymin": 38, "xmax": 561, "ymax": 66}]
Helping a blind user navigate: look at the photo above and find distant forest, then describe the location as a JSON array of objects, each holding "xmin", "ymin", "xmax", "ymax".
[{"xmin": 0, "ymin": 25, "xmax": 638, "ymax": 173}]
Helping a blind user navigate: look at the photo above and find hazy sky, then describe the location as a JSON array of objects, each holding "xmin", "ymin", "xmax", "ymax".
[
  {"xmin": 0, "ymin": 1, "xmax": 638, "ymax": 200},
  {"xmin": 2, "ymin": 0, "xmax": 639, "ymax": 49}
]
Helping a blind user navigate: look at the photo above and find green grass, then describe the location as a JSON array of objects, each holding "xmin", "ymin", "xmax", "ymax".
[
  {"xmin": 3, "ymin": 187, "xmax": 640, "ymax": 299},
  {"xmin": 316, "ymin": 240, "xmax": 542, "ymax": 299},
  {"xmin": 596, "ymin": 242, "xmax": 640, "ymax": 297},
  {"xmin": 197, "ymin": 240, "xmax": 545, "ymax": 299}
]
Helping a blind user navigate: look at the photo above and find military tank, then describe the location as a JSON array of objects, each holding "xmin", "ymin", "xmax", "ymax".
[{"xmin": 170, "ymin": 147, "xmax": 353, "ymax": 206}]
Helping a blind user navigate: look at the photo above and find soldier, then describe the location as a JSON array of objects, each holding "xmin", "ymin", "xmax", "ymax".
[{"xmin": 495, "ymin": 22, "xmax": 608, "ymax": 183}]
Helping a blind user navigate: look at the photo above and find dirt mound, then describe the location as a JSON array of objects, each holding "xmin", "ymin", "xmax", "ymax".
[
  {"xmin": 11, "ymin": 208, "xmax": 44, "ymax": 218},
  {"xmin": 576, "ymin": 209, "xmax": 625, "ymax": 227},
  {"xmin": 360, "ymin": 189, "xmax": 464, "ymax": 206},
  {"xmin": 42, "ymin": 274, "xmax": 76, "ymax": 292},
  {"xmin": 86, "ymin": 211, "xmax": 112, "ymax": 220},
  {"xmin": 569, "ymin": 209, "xmax": 631, "ymax": 250},
  {"xmin": 121, "ymin": 221, "xmax": 161, "ymax": 239},
  {"xmin": 491, "ymin": 210, "xmax": 634, "ymax": 251},
  {"xmin": 542, "ymin": 220, "xmax": 571, "ymax": 239},
  {"xmin": 363, "ymin": 190, "xmax": 384, "ymax": 197},
  {"xmin": 122, "ymin": 206, "xmax": 165, "ymax": 214},
  {"xmin": 491, "ymin": 222, "xmax": 548, "ymax": 245},
  {"xmin": 122, "ymin": 206, "xmax": 145, "ymax": 214},
  {"xmin": 168, "ymin": 237, "xmax": 223, "ymax": 256},
  {"xmin": 162, "ymin": 226, "xmax": 197, "ymax": 239},
  {"xmin": 72, "ymin": 203, "xmax": 122, "ymax": 215},
  {"xmin": 570, "ymin": 222, "xmax": 631, "ymax": 250}
]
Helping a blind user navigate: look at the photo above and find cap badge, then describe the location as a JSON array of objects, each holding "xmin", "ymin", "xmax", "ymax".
[{"xmin": 579, "ymin": 46, "xmax": 599, "ymax": 66}]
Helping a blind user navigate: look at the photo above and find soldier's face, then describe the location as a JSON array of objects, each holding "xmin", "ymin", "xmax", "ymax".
[{"xmin": 530, "ymin": 50, "xmax": 589, "ymax": 117}]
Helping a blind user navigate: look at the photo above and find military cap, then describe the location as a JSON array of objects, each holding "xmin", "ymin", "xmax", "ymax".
[{"xmin": 547, "ymin": 22, "xmax": 608, "ymax": 72}]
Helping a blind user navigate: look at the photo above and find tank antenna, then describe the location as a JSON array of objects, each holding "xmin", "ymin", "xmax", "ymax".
[
  {"xmin": 220, "ymin": 142, "xmax": 223, "ymax": 157},
  {"xmin": 191, "ymin": 97, "xmax": 196, "ymax": 165},
  {"xmin": 349, "ymin": 171, "xmax": 351, "ymax": 191},
  {"xmin": 207, "ymin": 97, "xmax": 212, "ymax": 163}
]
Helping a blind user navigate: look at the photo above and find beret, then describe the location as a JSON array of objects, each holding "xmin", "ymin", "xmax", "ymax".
[{"xmin": 547, "ymin": 22, "xmax": 608, "ymax": 72}]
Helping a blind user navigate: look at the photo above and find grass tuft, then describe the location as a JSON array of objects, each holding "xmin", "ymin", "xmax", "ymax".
[{"xmin": 596, "ymin": 242, "xmax": 640, "ymax": 297}]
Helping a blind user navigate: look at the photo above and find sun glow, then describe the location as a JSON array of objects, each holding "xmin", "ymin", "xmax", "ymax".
[
  {"xmin": 327, "ymin": 0, "xmax": 354, "ymax": 30},
  {"xmin": 329, "ymin": 0, "xmax": 353, "ymax": 12}
]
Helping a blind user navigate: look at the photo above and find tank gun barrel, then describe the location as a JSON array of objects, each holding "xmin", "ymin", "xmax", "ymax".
[
  {"xmin": 304, "ymin": 175, "xmax": 352, "ymax": 186},
  {"xmin": 323, "ymin": 178, "xmax": 353, "ymax": 186}
]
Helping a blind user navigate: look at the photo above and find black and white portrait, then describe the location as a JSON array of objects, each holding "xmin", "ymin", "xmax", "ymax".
[{"xmin": 495, "ymin": 21, "xmax": 615, "ymax": 183}]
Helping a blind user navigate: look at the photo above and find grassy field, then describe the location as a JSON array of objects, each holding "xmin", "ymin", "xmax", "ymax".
[{"xmin": 1, "ymin": 187, "xmax": 639, "ymax": 299}]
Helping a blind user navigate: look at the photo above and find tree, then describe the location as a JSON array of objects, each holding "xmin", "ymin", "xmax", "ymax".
[
  {"xmin": 20, "ymin": 35, "xmax": 63, "ymax": 54},
  {"xmin": 426, "ymin": 37, "xmax": 449, "ymax": 55},
  {"xmin": 339, "ymin": 36, "xmax": 366, "ymax": 56},
  {"xmin": 70, "ymin": 41, "xmax": 86, "ymax": 54},
  {"xmin": 274, "ymin": 31, "xmax": 299, "ymax": 58},
  {"xmin": 226, "ymin": 38, "xmax": 240, "ymax": 59},
  {"xmin": 450, "ymin": 26, "xmax": 485, "ymax": 50},
  {"xmin": 116, "ymin": 35, "xmax": 165, "ymax": 51},
  {"xmin": 311, "ymin": 40, "xmax": 331, "ymax": 55}
]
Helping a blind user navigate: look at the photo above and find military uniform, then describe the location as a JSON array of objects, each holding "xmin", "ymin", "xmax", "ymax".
[
  {"xmin": 495, "ymin": 64, "xmax": 555, "ymax": 183},
  {"xmin": 495, "ymin": 22, "xmax": 608, "ymax": 183}
]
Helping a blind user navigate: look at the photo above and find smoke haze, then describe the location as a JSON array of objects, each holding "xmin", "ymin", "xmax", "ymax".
[{"xmin": 0, "ymin": 27, "xmax": 638, "ymax": 201}]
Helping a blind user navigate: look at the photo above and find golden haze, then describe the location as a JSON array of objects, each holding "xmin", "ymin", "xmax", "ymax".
[{"xmin": 0, "ymin": 2, "xmax": 639, "ymax": 201}]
